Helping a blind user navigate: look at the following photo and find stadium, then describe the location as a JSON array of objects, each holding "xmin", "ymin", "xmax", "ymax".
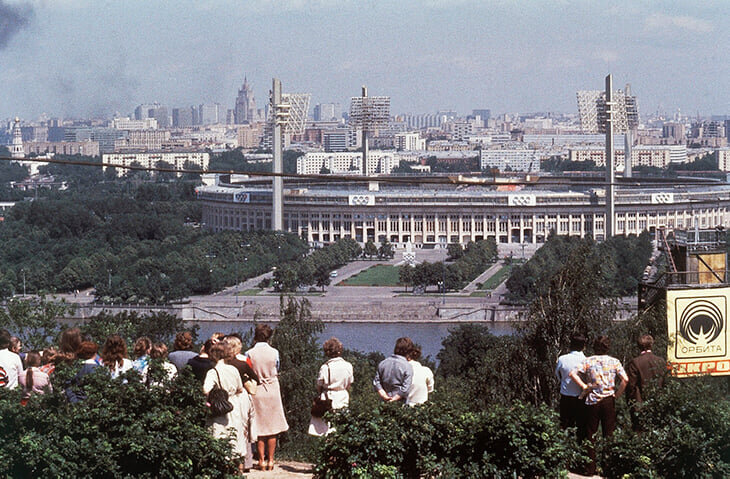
[{"xmin": 196, "ymin": 175, "xmax": 730, "ymax": 248}]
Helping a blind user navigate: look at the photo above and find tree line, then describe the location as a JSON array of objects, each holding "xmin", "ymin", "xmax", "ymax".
[
  {"xmin": 398, "ymin": 238, "xmax": 497, "ymax": 292},
  {"xmin": 0, "ymin": 183, "xmax": 308, "ymax": 302},
  {"xmin": 505, "ymin": 232, "xmax": 652, "ymax": 303}
]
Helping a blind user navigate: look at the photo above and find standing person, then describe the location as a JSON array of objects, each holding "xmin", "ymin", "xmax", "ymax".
[
  {"xmin": 224, "ymin": 335, "xmax": 258, "ymax": 472},
  {"xmin": 149, "ymin": 342, "xmax": 178, "ymax": 383},
  {"xmin": 168, "ymin": 331, "xmax": 197, "ymax": 372},
  {"xmin": 405, "ymin": 344, "xmax": 434, "ymax": 406},
  {"xmin": 19, "ymin": 351, "xmax": 51, "ymax": 404},
  {"xmin": 188, "ymin": 339, "xmax": 216, "ymax": 382},
  {"xmin": 309, "ymin": 337, "xmax": 354, "ymax": 436},
  {"xmin": 65, "ymin": 341, "xmax": 102, "ymax": 403},
  {"xmin": 245, "ymin": 324, "xmax": 289, "ymax": 472},
  {"xmin": 9, "ymin": 336, "xmax": 23, "ymax": 362},
  {"xmin": 373, "ymin": 337, "xmax": 414, "ymax": 403},
  {"xmin": 626, "ymin": 334, "xmax": 667, "ymax": 432},
  {"xmin": 101, "ymin": 334, "xmax": 133, "ymax": 379},
  {"xmin": 56, "ymin": 327, "xmax": 83, "ymax": 365},
  {"xmin": 570, "ymin": 336, "xmax": 628, "ymax": 476},
  {"xmin": 132, "ymin": 337, "xmax": 152, "ymax": 381},
  {"xmin": 555, "ymin": 333, "xmax": 587, "ymax": 439},
  {"xmin": 203, "ymin": 342, "xmax": 247, "ymax": 475},
  {"xmin": 0, "ymin": 329, "xmax": 23, "ymax": 389},
  {"xmin": 39, "ymin": 347, "xmax": 58, "ymax": 375}
]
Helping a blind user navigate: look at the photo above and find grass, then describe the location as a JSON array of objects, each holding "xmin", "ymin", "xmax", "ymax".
[
  {"xmin": 235, "ymin": 289, "xmax": 261, "ymax": 296},
  {"xmin": 479, "ymin": 264, "xmax": 514, "ymax": 290},
  {"xmin": 470, "ymin": 291, "xmax": 489, "ymax": 297},
  {"xmin": 341, "ymin": 264, "xmax": 402, "ymax": 286}
]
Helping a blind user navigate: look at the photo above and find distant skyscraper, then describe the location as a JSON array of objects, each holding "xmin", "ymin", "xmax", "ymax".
[
  {"xmin": 134, "ymin": 103, "xmax": 169, "ymax": 128},
  {"xmin": 172, "ymin": 107, "xmax": 193, "ymax": 128},
  {"xmin": 576, "ymin": 85, "xmax": 638, "ymax": 134},
  {"xmin": 314, "ymin": 103, "xmax": 340, "ymax": 121},
  {"xmin": 10, "ymin": 118, "xmax": 24, "ymax": 158},
  {"xmin": 234, "ymin": 77, "xmax": 257, "ymax": 124},
  {"xmin": 199, "ymin": 103, "xmax": 220, "ymax": 125},
  {"xmin": 472, "ymin": 109, "xmax": 491, "ymax": 121}
]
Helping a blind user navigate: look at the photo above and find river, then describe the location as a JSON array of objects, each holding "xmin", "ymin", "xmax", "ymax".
[{"xmin": 190, "ymin": 320, "xmax": 515, "ymax": 362}]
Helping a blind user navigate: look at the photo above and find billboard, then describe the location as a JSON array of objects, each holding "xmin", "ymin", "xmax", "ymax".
[{"xmin": 667, "ymin": 287, "xmax": 730, "ymax": 376}]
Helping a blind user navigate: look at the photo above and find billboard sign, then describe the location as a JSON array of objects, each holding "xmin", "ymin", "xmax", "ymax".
[{"xmin": 667, "ymin": 287, "xmax": 730, "ymax": 376}]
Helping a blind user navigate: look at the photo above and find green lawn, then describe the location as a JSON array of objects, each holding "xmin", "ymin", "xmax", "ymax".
[
  {"xmin": 479, "ymin": 264, "xmax": 514, "ymax": 290},
  {"xmin": 235, "ymin": 289, "xmax": 261, "ymax": 296},
  {"xmin": 340, "ymin": 264, "xmax": 402, "ymax": 286}
]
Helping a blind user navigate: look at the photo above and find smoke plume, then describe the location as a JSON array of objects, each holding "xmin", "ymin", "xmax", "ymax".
[{"xmin": 0, "ymin": 1, "xmax": 33, "ymax": 49}]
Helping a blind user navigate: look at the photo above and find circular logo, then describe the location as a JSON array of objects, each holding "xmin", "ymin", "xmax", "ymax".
[{"xmin": 679, "ymin": 299, "xmax": 724, "ymax": 345}]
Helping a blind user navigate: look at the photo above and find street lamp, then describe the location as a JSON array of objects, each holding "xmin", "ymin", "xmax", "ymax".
[{"xmin": 21, "ymin": 269, "xmax": 26, "ymax": 297}]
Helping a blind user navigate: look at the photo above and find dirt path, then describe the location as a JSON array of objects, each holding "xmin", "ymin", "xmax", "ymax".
[{"xmin": 245, "ymin": 461, "xmax": 314, "ymax": 479}]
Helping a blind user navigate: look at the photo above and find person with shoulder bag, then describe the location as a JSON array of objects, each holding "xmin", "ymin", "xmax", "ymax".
[
  {"xmin": 203, "ymin": 342, "xmax": 247, "ymax": 474},
  {"xmin": 309, "ymin": 337, "xmax": 354, "ymax": 436}
]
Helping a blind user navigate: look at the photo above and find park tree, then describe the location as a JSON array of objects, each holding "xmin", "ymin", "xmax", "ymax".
[
  {"xmin": 398, "ymin": 264, "xmax": 414, "ymax": 292},
  {"xmin": 274, "ymin": 265, "xmax": 299, "ymax": 292},
  {"xmin": 0, "ymin": 298, "xmax": 75, "ymax": 350},
  {"xmin": 377, "ymin": 241, "xmax": 395, "ymax": 260},
  {"xmin": 314, "ymin": 265, "xmax": 332, "ymax": 291},
  {"xmin": 363, "ymin": 240, "xmax": 378, "ymax": 259},
  {"xmin": 446, "ymin": 243, "xmax": 464, "ymax": 260},
  {"xmin": 181, "ymin": 160, "xmax": 202, "ymax": 181}
]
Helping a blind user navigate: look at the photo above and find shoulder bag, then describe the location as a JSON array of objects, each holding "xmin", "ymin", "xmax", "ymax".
[
  {"xmin": 311, "ymin": 364, "xmax": 333, "ymax": 418},
  {"xmin": 207, "ymin": 368, "xmax": 234, "ymax": 417}
]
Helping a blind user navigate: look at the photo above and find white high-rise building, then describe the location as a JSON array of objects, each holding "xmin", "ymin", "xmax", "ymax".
[{"xmin": 10, "ymin": 118, "xmax": 24, "ymax": 159}]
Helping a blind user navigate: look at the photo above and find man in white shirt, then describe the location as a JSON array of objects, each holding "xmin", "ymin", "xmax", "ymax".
[
  {"xmin": 405, "ymin": 345, "xmax": 434, "ymax": 406},
  {"xmin": 555, "ymin": 333, "xmax": 587, "ymax": 438},
  {"xmin": 0, "ymin": 329, "xmax": 23, "ymax": 389}
]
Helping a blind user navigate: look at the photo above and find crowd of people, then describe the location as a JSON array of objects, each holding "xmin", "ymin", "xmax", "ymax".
[
  {"xmin": 556, "ymin": 333, "xmax": 667, "ymax": 476},
  {"xmin": 0, "ymin": 325, "xmax": 441, "ymax": 474}
]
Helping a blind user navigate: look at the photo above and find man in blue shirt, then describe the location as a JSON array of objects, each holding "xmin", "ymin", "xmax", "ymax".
[
  {"xmin": 555, "ymin": 333, "xmax": 587, "ymax": 438},
  {"xmin": 374, "ymin": 337, "xmax": 414, "ymax": 402}
]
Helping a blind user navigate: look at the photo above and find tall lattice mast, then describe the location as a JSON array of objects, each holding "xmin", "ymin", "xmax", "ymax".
[{"xmin": 349, "ymin": 86, "xmax": 390, "ymax": 176}]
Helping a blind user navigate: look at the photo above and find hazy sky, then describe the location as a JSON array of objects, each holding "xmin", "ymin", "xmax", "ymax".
[{"xmin": 1, "ymin": 0, "xmax": 728, "ymax": 120}]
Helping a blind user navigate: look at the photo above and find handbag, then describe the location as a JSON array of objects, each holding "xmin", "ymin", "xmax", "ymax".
[
  {"xmin": 311, "ymin": 364, "xmax": 333, "ymax": 418},
  {"xmin": 207, "ymin": 368, "xmax": 234, "ymax": 417}
]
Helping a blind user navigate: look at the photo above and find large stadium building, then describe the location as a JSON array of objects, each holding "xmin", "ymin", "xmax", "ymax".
[{"xmin": 196, "ymin": 177, "xmax": 730, "ymax": 247}]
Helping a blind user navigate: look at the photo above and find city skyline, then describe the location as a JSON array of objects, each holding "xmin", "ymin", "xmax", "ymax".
[{"xmin": 1, "ymin": 1, "xmax": 728, "ymax": 119}]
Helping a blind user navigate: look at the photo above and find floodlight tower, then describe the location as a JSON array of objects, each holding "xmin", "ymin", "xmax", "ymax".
[
  {"xmin": 270, "ymin": 78, "xmax": 310, "ymax": 231},
  {"xmin": 349, "ymin": 86, "xmax": 390, "ymax": 176},
  {"xmin": 605, "ymin": 74, "xmax": 615, "ymax": 239}
]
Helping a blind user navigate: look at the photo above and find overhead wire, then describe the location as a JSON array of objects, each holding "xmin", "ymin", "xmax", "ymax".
[{"xmin": 0, "ymin": 155, "xmax": 725, "ymax": 188}]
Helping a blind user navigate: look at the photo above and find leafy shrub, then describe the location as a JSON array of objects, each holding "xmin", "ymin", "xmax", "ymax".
[
  {"xmin": 600, "ymin": 378, "xmax": 730, "ymax": 478},
  {"xmin": 314, "ymin": 400, "xmax": 580, "ymax": 478},
  {"xmin": 0, "ymin": 365, "xmax": 236, "ymax": 477}
]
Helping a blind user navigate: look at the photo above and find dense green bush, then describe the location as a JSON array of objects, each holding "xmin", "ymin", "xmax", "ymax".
[
  {"xmin": 0, "ymin": 365, "xmax": 236, "ymax": 478},
  {"xmin": 600, "ymin": 378, "xmax": 730, "ymax": 478},
  {"xmin": 314, "ymin": 400, "xmax": 580, "ymax": 478}
]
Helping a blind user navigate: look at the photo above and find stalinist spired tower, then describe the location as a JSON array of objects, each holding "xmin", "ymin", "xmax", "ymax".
[
  {"xmin": 10, "ymin": 118, "xmax": 24, "ymax": 159},
  {"xmin": 234, "ymin": 77, "xmax": 257, "ymax": 124}
]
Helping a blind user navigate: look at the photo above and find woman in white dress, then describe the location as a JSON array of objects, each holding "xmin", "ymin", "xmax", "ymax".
[
  {"xmin": 203, "ymin": 342, "xmax": 247, "ymax": 474},
  {"xmin": 309, "ymin": 337, "xmax": 354, "ymax": 436}
]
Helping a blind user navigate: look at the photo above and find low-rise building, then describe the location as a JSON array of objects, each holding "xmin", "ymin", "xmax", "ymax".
[{"xmin": 102, "ymin": 151, "xmax": 210, "ymax": 176}]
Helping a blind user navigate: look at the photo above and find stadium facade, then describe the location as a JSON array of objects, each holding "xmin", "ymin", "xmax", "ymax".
[{"xmin": 196, "ymin": 178, "xmax": 730, "ymax": 247}]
